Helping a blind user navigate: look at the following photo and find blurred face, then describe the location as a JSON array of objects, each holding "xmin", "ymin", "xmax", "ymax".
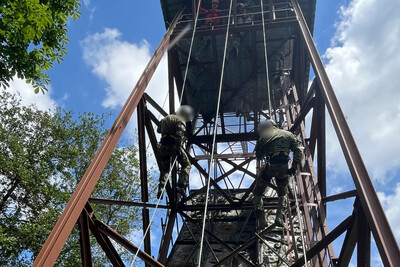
[
  {"xmin": 212, "ymin": 2, "xmax": 219, "ymax": 9},
  {"xmin": 258, "ymin": 125, "xmax": 271, "ymax": 136},
  {"xmin": 181, "ymin": 114, "xmax": 190, "ymax": 122},
  {"xmin": 177, "ymin": 109, "xmax": 193, "ymax": 122}
]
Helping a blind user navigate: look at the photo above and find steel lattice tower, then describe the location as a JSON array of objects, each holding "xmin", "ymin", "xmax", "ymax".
[{"xmin": 33, "ymin": 1, "xmax": 400, "ymax": 266}]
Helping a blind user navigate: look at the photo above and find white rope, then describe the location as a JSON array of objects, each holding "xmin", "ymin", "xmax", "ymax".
[
  {"xmin": 197, "ymin": 1, "xmax": 234, "ymax": 265},
  {"xmin": 129, "ymin": 3, "xmax": 204, "ymax": 265},
  {"xmin": 130, "ymin": 157, "xmax": 178, "ymax": 267},
  {"xmin": 180, "ymin": 0, "xmax": 203, "ymax": 104},
  {"xmin": 290, "ymin": 175, "xmax": 308, "ymax": 267},
  {"xmin": 260, "ymin": 0, "xmax": 274, "ymax": 119}
]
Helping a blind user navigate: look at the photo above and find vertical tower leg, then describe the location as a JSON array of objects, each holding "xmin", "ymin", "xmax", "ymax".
[
  {"xmin": 291, "ymin": 0, "xmax": 400, "ymax": 265},
  {"xmin": 78, "ymin": 212, "xmax": 92, "ymax": 267},
  {"xmin": 138, "ymin": 99, "xmax": 151, "ymax": 267},
  {"xmin": 315, "ymin": 88, "xmax": 326, "ymax": 212},
  {"xmin": 33, "ymin": 8, "xmax": 184, "ymax": 266}
]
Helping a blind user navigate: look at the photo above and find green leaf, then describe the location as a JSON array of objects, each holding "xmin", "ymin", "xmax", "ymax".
[
  {"xmin": 0, "ymin": 0, "xmax": 81, "ymax": 94},
  {"xmin": 0, "ymin": 91, "xmax": 149, "ymax": 265}
]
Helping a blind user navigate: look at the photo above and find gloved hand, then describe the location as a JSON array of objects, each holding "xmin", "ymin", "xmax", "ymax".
[
  {"xmin": 287, "ymin": 162, "xmax": 299, "ymax": 176},
  {"xmin": 257, "ymin": 165, "xmax": 266, "ymax": 175},
  {"xmin": 287, "ymin": 167, "xmax": 296, "ymax": 175}
]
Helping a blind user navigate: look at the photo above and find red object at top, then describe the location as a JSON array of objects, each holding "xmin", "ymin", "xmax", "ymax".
[{"xmin": 199, "ymin": 7, "xmax": 221, "ymax": 26}]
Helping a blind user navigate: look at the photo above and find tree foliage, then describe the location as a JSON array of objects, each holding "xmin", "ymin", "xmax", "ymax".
[
  {"xmin": 0, "ymin": 91, "xmax": 152, "ymax": 266},
  {"xmin": 0, "ymin": 0, "xmax": 80, "ymax": 93}
]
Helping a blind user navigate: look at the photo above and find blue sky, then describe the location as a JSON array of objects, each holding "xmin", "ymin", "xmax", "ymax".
[{"xmin": 9, "ymin": 0, "xmax": 400, "ymax": 266}]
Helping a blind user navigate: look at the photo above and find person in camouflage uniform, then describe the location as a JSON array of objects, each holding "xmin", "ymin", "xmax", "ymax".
[
  {"xmin": 157, "ymin": 105, "xmax": 194, "ymax": 199},
  {"xmin": 253, "ymin": 119, "xmax": 302, "ymax": 229}
]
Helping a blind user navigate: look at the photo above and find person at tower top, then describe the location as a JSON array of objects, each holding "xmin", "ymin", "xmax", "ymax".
[
  {"xmin": 253, "ymin": 119, "xmax": 303, "ymax": 229},
  {"xmin": 199, "ymin": 0, "xmax": 222, "ymax": 26},
  {"xmin": 157, "ymin": 105, "xmax": 194, "ymax": 199}
]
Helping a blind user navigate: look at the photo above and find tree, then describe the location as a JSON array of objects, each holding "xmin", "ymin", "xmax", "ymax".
[
  {"xmin": 0, "ymin": 91, "xmax": 154, "ymax": 266},
  {"xmin": 0, "ymin": 0, "xmax": 80, "ymax": 93}
]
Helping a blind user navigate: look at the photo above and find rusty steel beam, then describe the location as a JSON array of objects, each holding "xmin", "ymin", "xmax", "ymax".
[
  {"xmin": 88, "ymin": 198, "xmax": 169, "ymax": 209},
  {"xmin": 158, "ymin": 210, "xmax": 177, "ymax": 264},
  {"xmin": 178, "ymin": 211, "xmax": 256, "ymax": 267},
  {"xmin": 289, "ymin": 79, "xmax": 317, "ymax": 133},
  {"xmin": 32, "ymin": 9, "xmax": 185, "ymax": 266},
  {"xmin": 94, "ymin": 219, "xmax": 165, "ymax": 267},
  {"xmin": 190, "ymin": 158, "xmax": 235, "ymax": 205},
  {"xmin": 138, "ymin": 99, "xmax": 151, "ymax": 262},
  {"xmin": 78, "ymin": 212, "xmax": 92, "ymax": 267},
  {"xmin": 308, "ymin": 108, "xmax": 318, "ymax": 158},
  {"xmin": 173, "ymin": 18, "xmax": 298, "ymax": 38},
  {"xmin": 168, "ymin": 51, "xmax": 175, "ymax": 113},
  {"xmin": 283, "ymin": 91, "xmax": 316, "ymax": 253},
  {"xmin": 357, "ymin": 207, "xmax": 371, "ymax": 267},
  {"xmin": 291, "ymin": 215, "xmax": 354, "ymax": 267},
  {"xmin": 143, "ymin": 109, "xmax": 173, "ymax": 200},
  {"xmin": 144, "ymin": 93, "xmax": 169, "ymax": 117},
  {"xmin": 293, "ymin": 28, "xmax": 306, "ymax": 103},
  {"xmin": 181, "ymin": 202, "xmax": 293, "ymax": 211},
  {"xmin": 238, "ymin": 181, "xmax": 256, "ymax": 205},
  {"xmin": 336, "ymin": 208, "xmax": 358, "ymax": 267},
  {"xmin": 212, "ymin": 224, "xmax": 282, "ymax": 267},
  {"xmin": 289, "ymin": 96, "xmax": 315, "ymax": 133},
  {"xmin": 315, "ymin": 87, "xmax": 327, "ymax": 208},
  {"xmin": 144, "ymin": 110, "xmax": 162, "ymax": 167},
  {"xmin": 86, "ymin": 209, "xmax": 124, "ymax": 266},
  {"xmin": 188, "ymin": 132, "xmax": 258, "ymax": 144},
  {"xmin": 174, "ymin": 42, "xmax": 235, "ymax": 93},
  {"xmin": 169, "ymin": 48, "xmax": 184, "ymax": 100},
  {"xmin": 147, "ymin": 109, "xmax": 161, "ymax": 126},
  {"xmin": 289, "ymin": 85, "xmax": 334, "ymax": 265},
  {"xmin": 291, "ymin": 0, "xmax": 400, "ymax": 266},
  {"xmin": 195, "ymin": 153, "xmax": 255, "ymax": 160},
  {"xmin": 185, "ymin": 158, "xmax": 254, "ymax": 202},
  {"xmin": 221, "ymin": 158, "xmax": 257, "ymax": 179},
  {"xmin": 292, "ymin": 1, "xmax": 400, "ymax": 265},
  {"xmin": 138, "ymin": 99, "xmax": 149, "ymax": 203},
  {"xmin": 323, "ymin": 190, "xmax": 357, "ymax": 204}
]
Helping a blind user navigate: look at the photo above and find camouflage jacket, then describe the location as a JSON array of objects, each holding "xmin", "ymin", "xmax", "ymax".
[
  {"xmin": 255, "ymin": 128, "xmax": 302, "ymax": 164},
  {"xmin": 157, "ymin": 114, "xmax": 186, "ymax": 147}
]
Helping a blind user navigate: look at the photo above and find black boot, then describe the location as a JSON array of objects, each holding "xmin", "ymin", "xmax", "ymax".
[
  {"xmin": 176, "ymin": 184, "xmax": 186, "ymax": 197},
  {"xmin": 275, "ymin": 213, "xmax": 284, "ymax": 227},
  {"xmin": 255, "ymin": 209, "xmax": 267, "ymax": 230},
  {"xmin": 157, "ymin": 184, "xmax": 164, "ymax": 199}
]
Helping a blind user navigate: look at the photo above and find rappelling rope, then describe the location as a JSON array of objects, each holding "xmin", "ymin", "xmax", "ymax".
[
  {"xmin": 290, "ymin": 175, "xmax": 308, "ymax": 267},
  {"xmin": 129, "ymin": 3, "xmax": 204, "ymax": 264},
  {"xmin": 260, "ymin": 0, "xmax": 274, "ymax": 120},
  {"xmin": 197, "ymin": 0, "xmax": 234, "ymax": 265},
  {"xmin": 130, "ymin": 156, "xmax": 178, "ymax": 267},
  {"xmin": 180, "ymin": 0, "xmax": 203, "ymax": 104}
]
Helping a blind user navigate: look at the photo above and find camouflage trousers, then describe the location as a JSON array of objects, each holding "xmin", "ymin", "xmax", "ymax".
[
  {"xmin": 253, "ymin": 163, "xmax": 289, "ymax": 225},
  {"xmin": 159, "ymin": 145, "xmax": 191, "ymax": 188}
]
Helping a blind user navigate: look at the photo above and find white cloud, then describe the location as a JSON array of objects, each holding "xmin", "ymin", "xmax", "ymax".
[
  {"xmin": 81, "ymin": 28, "xmax": 168, "ymax": 110},
  {"xmin": 323, "ymin": 0, "xmax": 400, "ymax": 183},
  {"xmin": 323, "ymin": 0, "xmax": 400, "ymax": 254},
  {"xmin": 378, "ymin": 184, "xmax": 400, "ymax": 242},
  {"xmin": 82, "ymin": 0, "xmax": 90, "ymax": 8},
  {"xmin": 8, "ymin": 77, "xmax": 57, "ymax": 111}
]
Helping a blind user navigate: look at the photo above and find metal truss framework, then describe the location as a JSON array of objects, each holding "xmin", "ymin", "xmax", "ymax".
[{"xmin": 33, "ymin": 1, "xmax": 399, "ymax": 266}]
